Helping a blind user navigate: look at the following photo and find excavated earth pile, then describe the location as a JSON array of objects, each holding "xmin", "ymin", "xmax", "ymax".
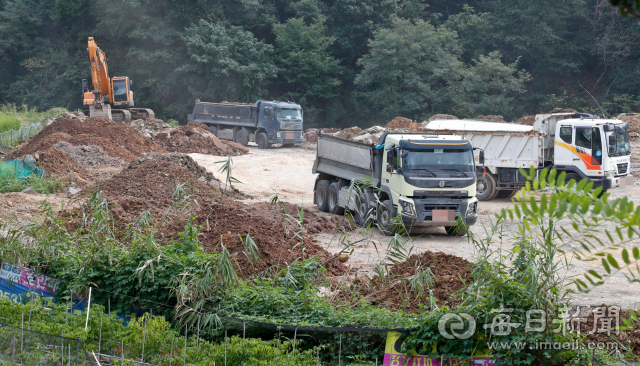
[
  {"xmin": 336, "ymin": 251, "xmax": 472, "ymax": 313},
  {"xmin": 385, "ymin": 116, "xmax": 417, "ymax": 129},
  {"xmin": 52, "ymin": 141, "xmax": 123, "ymax": 166},
  {"xmin": 91, "ymin": 157, "xmax": 347, "ymax": 277},
  {"xmin": 11, "ymin": 117, "xmax": 166, "ymax": 162},
  {"xmin": 155, "ymin": 122, "xmax": 249, "ymax": 156},
  {"xmin": 515, "ymin": 115, "xmax": 536, "ymax": 125},
  {"xmin": 129, "ymin": 152, "xmax": 219, "ymax": 187},
  {"xmin": 618, "ymin": 113, "xmax": 640, "ymax": 139},
  {"xmin": 33, "ymin": 148, "xmax": 93, "ymax": 186},
  {"xmin": 129, "ymin": 118, "xmax": 171, "ymax": 138}
]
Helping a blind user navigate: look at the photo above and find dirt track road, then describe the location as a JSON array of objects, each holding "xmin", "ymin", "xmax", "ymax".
[{"xmin": 191, "ymin": 145, "xmax": 640, "ymax": 309}]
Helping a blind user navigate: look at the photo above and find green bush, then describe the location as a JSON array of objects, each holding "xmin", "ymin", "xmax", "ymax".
[
  {"xmin": 0, "ymin": 103, "xmax": 67, "ymax": 124},
  {"xmin": 0, "ymin": 115, "xmax": 21, "ymax": 132},
  {"xmin": 0, "ymin": 173, "xmax": 65, "ymax": 194}
]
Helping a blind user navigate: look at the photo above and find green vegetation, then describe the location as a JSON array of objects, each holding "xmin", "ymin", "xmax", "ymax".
[
  {"xmin": 0, "ymin": 173, "xmax": 65, "ymax": 194},
  {"xmin": 0, "ymin": 299, "xmax": 317, "ymax": 365},
  {"xmin": 0, "ymin": 104, "xmax": 66, "ymax": 124},
  {"xmin": 0, "ymin": 1, "xmax": 638, "ymax": 126},
  {"xmin": 0, "ymin": 115, "xmax": 20, "ymax": 132}
]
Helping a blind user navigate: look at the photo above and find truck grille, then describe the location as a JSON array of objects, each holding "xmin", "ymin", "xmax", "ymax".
[
  {"xmin": 281, "ymin": 123, "xmax": 302, "ymax": 130},
  {"xmin": 423, "ymin": 204, "xmax": 459, "ymax": 212},
  {"xmin": 617, "ymin": 163, "xmax": 628, "ymax": 175}
]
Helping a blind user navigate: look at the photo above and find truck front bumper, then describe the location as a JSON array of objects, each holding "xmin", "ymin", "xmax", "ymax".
[
  {"xmin": 399, "ymin": 197, "xmax": 478, "ymax": 227},
  {"xmin": 590, "ymin": 175, "xmax": 633, "ymax": 190},
  {"xmin": 271, "ymin": 130, "xmax": 304, "ymax": 144}
]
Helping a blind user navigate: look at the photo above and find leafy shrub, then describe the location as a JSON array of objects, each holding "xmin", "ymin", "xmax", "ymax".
[
  {"xmin": 0, "ymin": 173, "xmax": 65, "ymax": 194},
  {"xmin": 167, "ymin": 118, "xmax": 179, "ymax": 127},
  {"xmin": 0, "ymin": 115, "xmax": 20, "ymax": 132},
  {"xmin": 0, "ymin": 104, "xmax": 67, "ymax": 124}
]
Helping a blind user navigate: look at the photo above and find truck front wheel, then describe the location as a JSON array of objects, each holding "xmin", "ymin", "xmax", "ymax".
[
  {"xmin": 316, "ymin": 180, "xmax": 330, "ymax": 212},
  {"xmin": 256, "ymin": 132, "xmax": 271, "ymax": 149},
  {"xmin": 355, "ymin": 194, "xmax": 373, "ymax": 227},
  {"xmin": 377, "ymin": 200, "xmax": 398, "ymax": 236},
  {"xmin": 476, "ymin": 172, "xmax": 497, "ymax": 201},
  {"xmin": 328, "ymin": 182, "xmax": 345, "ymax": 215},
  {"xmin": 235, "ymin": 129, "xmax": 249, "ymax": 146}
]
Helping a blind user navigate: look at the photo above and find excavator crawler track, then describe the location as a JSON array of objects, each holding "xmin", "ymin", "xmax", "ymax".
[
  {"xmin": 112, "ymin": 109, "xmax": 132, "ymax": 123},
  {"xmin": 128, "ymin": 108, "xmax": 155, "ymax": 120}
]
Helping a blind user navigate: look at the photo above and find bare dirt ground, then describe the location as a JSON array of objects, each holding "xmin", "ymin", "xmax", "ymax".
[{"xmin": 191, "ymin": 143, "xmax": 640, "ymax": 309}]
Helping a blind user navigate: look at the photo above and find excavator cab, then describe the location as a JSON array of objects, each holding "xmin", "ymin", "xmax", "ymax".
[{"xmin": 111, "ymin": 77, "xmax": 133, "ymax": 106}]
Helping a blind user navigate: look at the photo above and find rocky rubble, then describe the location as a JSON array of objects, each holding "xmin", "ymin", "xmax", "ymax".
[
  {"xmin": 51, "ymin": 141, "xmax": 124, "ymax": 166},
  {"xmin": 44, "ymin": 111, "xmax": 87, "ymax": 126},
  {"xmin": 618, "ymin": 113, "xmax": 640, "ymax": 139},
  {"xmin": 128, "ymin": 118, "xmax": 171, "ymax": 138},
  {"xmin": 155, "ymin": 122, "xmax": 249, "ymax": 156}
]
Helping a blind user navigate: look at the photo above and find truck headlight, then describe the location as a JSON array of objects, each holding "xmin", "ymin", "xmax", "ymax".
[
  {"xmin": 399, "ymin": 200, "xmax": 415, "ymax": 216},
  {"xmin": 466, "ymin": 202, "xmax": 477, "ymax": 218}
]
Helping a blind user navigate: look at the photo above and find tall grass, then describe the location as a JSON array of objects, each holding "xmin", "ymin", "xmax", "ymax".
[
  {"xmin": 0, "ymin": 115, "xmax": 20, "ymax": 132},
  {"xmin": 0, "ymin": 173, "xmax": 65, "ymax": 194},
  {"xmin": 0, "ymin": 103, "xmax": 67, "ymax": 124}
]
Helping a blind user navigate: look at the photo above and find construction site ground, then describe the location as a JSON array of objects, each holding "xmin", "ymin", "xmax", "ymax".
[{"xmin": 191, "ymin": 142, "xmax": 640, "ymax": 310}]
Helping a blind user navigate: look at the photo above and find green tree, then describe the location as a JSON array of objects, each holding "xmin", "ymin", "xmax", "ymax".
[
  {"xmin": 181, "ymin": 19, "xmax": 277, "ymax": 103},
  {"xmin": 610, "ymin": 0, "xmax": 640, "ymax": 19},
  {"xmin": 273, "ymin": 17, "xmax": 343, "ymax": 122},
  {"xmin": 453, "ymin": 51, "xmax": 531, "ymax": 118},
  {"xmin": 354, "ymin": 18, "xmax": 465, "ymax": 123}
]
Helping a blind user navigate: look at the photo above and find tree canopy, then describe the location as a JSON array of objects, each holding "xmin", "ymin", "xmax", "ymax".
[{"xmin": 0, "ymin": 0, "xmax": 638, "ymax": 126}]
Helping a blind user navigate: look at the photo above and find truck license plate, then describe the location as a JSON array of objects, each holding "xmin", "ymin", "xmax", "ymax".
[
  {"xmin": 285, "ymin": 132, "xmax": 294, "ymax": 140},
  {"xmin": 432, "ymin": 209, "xmax": 455, "ymax": 222}
]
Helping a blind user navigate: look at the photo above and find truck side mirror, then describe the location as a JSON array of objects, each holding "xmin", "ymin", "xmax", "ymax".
[
  {"xmin": 386, "ymin": 149, "xmax": 396, "ymax": 164},
  {"xmin": 401, "ymin": 151, "xmax": 408, "ymax": 159},
  {"xmin": 479, "ymin": 150, "xmax": 485, "ymax": 166}
]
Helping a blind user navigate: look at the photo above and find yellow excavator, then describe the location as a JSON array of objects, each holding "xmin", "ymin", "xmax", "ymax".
[{"xmin": 82, "ymin": 37, "xmax": 154, "ymax": 122}]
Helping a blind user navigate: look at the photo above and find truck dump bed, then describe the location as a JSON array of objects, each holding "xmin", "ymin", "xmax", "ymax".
[
  {"xmin": 424, "ymin": 120, "xmax": 543, "ymax": 170},
  {"xmin": 313, "ymin": 134, "xmax": 380, "ymax": 185},
  {"xmin": 188, "ymin": 101, "xmax": 255, "ymax": 126}
]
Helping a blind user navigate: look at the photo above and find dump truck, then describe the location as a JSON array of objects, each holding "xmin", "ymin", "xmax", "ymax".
[
  {"xmin": 312, "ymin": 132, "xmax": 484, "ymax": 235},
  {"xmin": 424, "ymin": 112, "xmax": 633, "ymax": 200},
  {"xmin": 187, "ymin": 99, "xmax": 303, "ymax": 148}
]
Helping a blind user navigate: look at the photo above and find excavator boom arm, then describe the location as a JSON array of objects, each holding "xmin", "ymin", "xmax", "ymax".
[{"xmin": 87, "ymin": 37, "xmax": 111, "ymax": 101}]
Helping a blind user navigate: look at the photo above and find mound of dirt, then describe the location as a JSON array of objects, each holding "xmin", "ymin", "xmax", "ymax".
[
  {"xmin": 128, "ymin": 118, "xmax": 171, "ymax": 138},
  {"xmin": 11, "ymin": 117, "xmax": 166, "ymax": 162},
  {"xmin": 385, "ymin": 117, "xmax": 417, "ymax": 130},
  {"xmin": 304, "ymin": 128, "xmax": 320, "ymax": 143},
  {"xmin": 515, "ymin": 115, "xmax": 536, "ymax": 125},
  {"xmin": 155, "ymin": 122, "xmax": 249, "ymax": 156},
  {"xmin": 426, "ymin": 114, "xmax": 458, "ymax": 122},
  {"xmin": 618, "ymin": 113, "xmax": 640, "ymax": 139},
  {"xmin": 98, "ymin": 159, "xmax": 213, "ymax": 217},
  {"xmin": 549, "ymin": 108, "xmax": 578, "ymax": 114},
  {"xmin": 128, "ymin": 152, "xmax": 220, "ymax": 188},
  {"xmin": 334, "ymin": 126, "xmax": 362, "ymax": 140},
  {"xmin": 52, "ymin": 141, "xmax": 124, "ymax": 166},
  {"xmin": 337, "ymin": 251, "xmax": 472, "ymax": 313},
  {"xmin": 473, "ymin": 115, "xmax": 505, "ymax": 122},
  {"xmin": 44, "ymin": 112, "xmax": 86, "ymax": 126},
  {"xmin": 33, "ymin": 148, "xmax": 92, "ymax": 187}
]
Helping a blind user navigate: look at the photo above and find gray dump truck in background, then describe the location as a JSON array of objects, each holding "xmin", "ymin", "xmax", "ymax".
[
  {"xmin": 187, "ymin": 99, "xmax": 304, "ymax": 148},
  {"xmin": 312, "ymin": 132, "xmax": 483, "ymax": 236}
]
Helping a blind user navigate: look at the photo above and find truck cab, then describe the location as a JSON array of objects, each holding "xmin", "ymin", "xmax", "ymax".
[
  {"xmin": 255, "ymin": 101, "xmax": 304, "ymax": 146},
  {"xmin": 380, "ymin": 134, "xmax": 479, "ymax": 231},
  {"xmin": 551, "ymin": 116, "xmax": 631, "ymax": 190}
]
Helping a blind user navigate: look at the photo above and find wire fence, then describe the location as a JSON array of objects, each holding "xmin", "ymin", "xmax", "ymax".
[
  {"xmin": 0, "ymin": 322, "xmax": 96, "ymax": 366},
  {"xmin": 0, "ymin": 123, "xmax": 44, "ymax": 149}
]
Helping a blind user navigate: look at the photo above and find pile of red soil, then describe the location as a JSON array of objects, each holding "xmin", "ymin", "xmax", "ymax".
[
  {"xmin": 515, "ymin": 115, "xmax": 536, "ymax": 125},
  {"xmin": 155, "ymin": 122, "xmax": 249, "ymax": 156},
  {"xmin": 385, "ymin": 117, "xmax": 416, "ymax": 130},
  {"xmin": 97, "ymin": 159, "xmax": 214, "ymax": 221},
  {"xmin": 33, "ymin": 148, "xmax": 93, "ymax": 187},
  {"xmin": 248, "ymin": 201, "xmax": 353, "ymax": 235},
  {"xmin": 337, "ymin": 251, "xmax": 472, "ymax": 313},
  {"xmin": 11, "ymin": 117, "xmax": 166, "ymax": 162},
  {"xmin": 93, "ymin": 158, "xmax": 347, "ymax": 277}
]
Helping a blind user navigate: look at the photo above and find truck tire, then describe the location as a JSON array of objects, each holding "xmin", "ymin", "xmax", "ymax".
[
  {"xmin": 256, "ymin": 132, "xmax": 271, "ymax": 149},
  {"xmin": 316, "ymin": 180, "xmax": 330, "ymax": 212},
  {"xmin": 235, "ymin": 129, "xmax": 249, "ymax": 146},
  {"xmin": 209, "ymin": 126, "xmax": 218, "ymax": 136},
  {"xmin": 355, "ymin": 194, "xmax": 373, "ymax": 227},
  {"xmin": 476, "ymin": 172, "xmax": 497, "ymax": 201},
  {"xmin": 495, "ymin": 190, "xmax": 517, "ymax": 199},
  {"xmin": 328, "ymin": 182, "xmax": 345, "ymax": 215},
  {"xmin": 445, "ymin": 224, "xmax": 467, "ymax": 236},
  {"xmin": 377, "ymin": 200, "xmax": 398, "ymax": 236}
]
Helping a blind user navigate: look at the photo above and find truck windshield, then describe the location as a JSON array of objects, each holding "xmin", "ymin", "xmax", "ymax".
[
  {"xmin": 606, "ymin": 128, "xmax": 630, "ymax": 156},
  {"xmin": 113, "ymin": 80, "xmax": 127, "ymax": 102},
  {"xmin": 277, "ymin": 109, "xmax": 302, "ymax": 121},
  {"xmin": 402, "ymin": 149, "xmax": 475, "ymax": 172}
]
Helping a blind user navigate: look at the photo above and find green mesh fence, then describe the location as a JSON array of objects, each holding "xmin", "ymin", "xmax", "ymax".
[
  {"xmin": 0, "ymin": 123, "xmax": 43, "ymax": 149},
  {"xmin": 0, "ymin": 156, "xmax": 45, "ymax": 180}
]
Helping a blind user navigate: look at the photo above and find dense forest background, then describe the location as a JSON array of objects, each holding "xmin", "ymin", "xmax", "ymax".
[{"xmin": 0, "ymin": 0, "xmax": 639, "ymax": 127}]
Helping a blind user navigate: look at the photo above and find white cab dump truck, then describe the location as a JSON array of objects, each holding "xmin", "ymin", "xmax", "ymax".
[
  {"xmin": 424, "ymin": 112, "xmax": 632, "ymax": 200},
  {"xmin": 312, "ymin": 132, "xmax": 484, "ymax": 235}
]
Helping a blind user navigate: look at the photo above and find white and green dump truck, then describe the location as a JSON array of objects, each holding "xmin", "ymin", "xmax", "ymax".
[
  {"xmin": 424, "ymin": 112, "xmax": 633, "ymax": 200},
  {"xmin": 312, "ymin": 132, "xmax": 484, "ymax": 235}
]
